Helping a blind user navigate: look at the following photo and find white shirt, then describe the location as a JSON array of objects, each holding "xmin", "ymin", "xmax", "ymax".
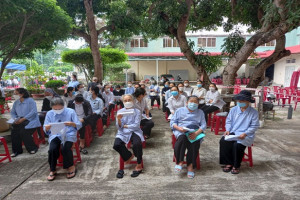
[
  {"xmin": 192, "ymin": 87, "xmax": 207, "ymax": 104},
  {"xmin": 134, "ymin": 98, "xmax": 148, "ymax": 117},
  {"xmin": 184, "ymin": 86, "xmax": 194, "ymax": 96},
  {"xmin": 75, "ymin": 90, "xmax": 89, "ymax": 100},
  {"xmin": 167, "ymin": 94, "xmax": 187, "ymax": 113},
  {"xmin": 205, "ymin": 90, "xmax": 225, "ymax": 109},
  {"xmin": 75, "ymin": 103, "xmax": 85, "ymax": 119},
  {"xmin": 62, "ymin": 95, "xmax": 75, "ymax": 107}
]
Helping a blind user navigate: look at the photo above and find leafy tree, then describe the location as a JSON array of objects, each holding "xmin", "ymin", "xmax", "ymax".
[
  {"xmin": 104, "ymin": 62, "xmax": 131, "ymax": 83},
  {"xmin": 0, "ymin": 0, "xmax": 72, "ymax": 79}
]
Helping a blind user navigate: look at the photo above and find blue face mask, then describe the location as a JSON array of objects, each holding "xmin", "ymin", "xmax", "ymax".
[
  {"xmin": 237, "ymin": 102, "xmax": 247, "ymax": 108},
  {"xmin": 171, "ymin": 91, "xmax": 178, "ymax": 96},
  {"xmin": 72, "ymin": 91, "xmax": 76, "ymax": 95},
  {"xmin": 197, "ymin": 84, "xmax": 202, "ymax": 88},
  {"xmin": 165, "ymin": 85, "xmax": 169, "ymax": 88},
  {"xmin": 188, "ymin": 102, "xmax": 198, "ymax": 111}
]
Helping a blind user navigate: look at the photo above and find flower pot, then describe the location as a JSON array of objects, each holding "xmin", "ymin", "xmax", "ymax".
[
  {"xmin": 0, "ymin": 118, "xmax": 9, "ymax": 132},
  {"xmin": 31, "ymin": 94, "xmax": 45, "ymax": 100}
]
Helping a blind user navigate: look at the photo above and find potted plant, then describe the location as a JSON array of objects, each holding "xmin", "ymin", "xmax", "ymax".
[
  {"xmin": 27, "ymin": 84, "xmax": 45, "ymax": 99},
  {"xmin": 44, "ymin": 80, "xmax": 66, "ymax": 95}
]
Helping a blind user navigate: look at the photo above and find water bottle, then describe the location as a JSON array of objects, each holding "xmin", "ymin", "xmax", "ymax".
[{"xmin": 287, "ymin": 105, "xmax": 293, "ymax": 119}]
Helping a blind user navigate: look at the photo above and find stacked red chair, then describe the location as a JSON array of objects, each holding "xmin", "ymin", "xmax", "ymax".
[
  {"xmin": 207, "ymin": 110, "xmax": 220, "ymax": 127},
  {"xmin": 294, "ymin": 90, "xmax": 300, "ymax": 111},
  {"xmin": 211, "ymin": 115, "xmax": 227, "ymax": 135},
  {"xmin": 84, "ymin": 125, "xmax": 93, "ymax": 147},
  {"xmin": 0, "ymin": 137, "xmax": 12, "ymax": 163},
  {"xmin": 57, "ymin": 142, "xmax": 81, "ymax": 167},
  {"xmin": 97, "ymin": 118, "xmax": 104, "ymax": 137}
]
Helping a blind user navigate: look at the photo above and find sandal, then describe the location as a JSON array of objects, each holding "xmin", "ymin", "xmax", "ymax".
[
  {"xmin": 67, "ymin": 169, "xmax": 77, "ymax": 179},
  {"xmin": 47, "ymin": 172, "xmax": 57, "ymax": 181},
  {"xmin": 175, "ymin": 165, "xmax": 182, "ymax": 173},
  {"xmin": 116, "ymin": 170, "xmax": 124, "ymax": 179},
  {"xmin": 187, "ymin": 171, "xmax": 195, "ymax": 179},
  {"xmin": 231, "ymin": 168, "xmax": 240, "ymax": 174},
  {"xmin": 144, "ymin": 135, "xmax": 150, "ymax": 139},
  {"xmin": 222, "ymin": 165, "xmax": 233, "ymax": 173},
  {"xmin": 131, "ymin": 170, "xmax": 142, "ymax": 178},
  {"xmin": 80, "ymin": 147, "xmax": 88, "ymax": 155},
  {"xmin": 11, "ymin": 152, "xmax": 21, "ymax": 157}
]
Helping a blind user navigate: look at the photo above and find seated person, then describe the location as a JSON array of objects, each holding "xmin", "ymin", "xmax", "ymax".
[
  {"xmin": 44, "ymin": 97, "xmax": 82, "ymax": 181},
  {"xmin": 68, "ymin": 94, "xmax": 97, "ymax": 155},
  {"xmin": 87, "ymin": 86, "xmax": 105, "ymax": 127},
  {"xmin": 133, "ymin": 88, "xmax": 154, "ymax": 139},
  {"xmin": 167, "ymin": 86, "xmax": 187, "ymax": 116},
  {"xmin": 40, "ymin": 88, "xmax": 59, "ymax": 126},
  {"xmin": 192, "ymin": 80, "xmax": 207, "ymax": 109},
  {"xmin": 75, "ymin": 84, "xmax": 89, "ymax": 99},
  {"xmin": 161, "ymin": 81, "xmax": 170, "ymax": 113},
  {"xmin": 113, "ymin": 94, "xmax": 144, "ymax": 178},
  {"xmin": 183, "ymin": 80, "xmax": 194, "ymax": 96},
  {"xmin": 113, "ymin": 85, "xmax": 124, "ymax": 108},
  {"xmin": 220, "ymin": 90, "xmax": 259, "ymax": 174},
  {"xmin": 125, "ymin": 81, "xmax": 134, "ymax": 94},
  {"xmin": 201, "ymin": 83, "xmax": 225, "ymax": 122},
  {"xmin": 102, "ymin": 84, "xmax": 115, "ymax": 115},
  {"xmin": 178, "ymin": 83, "xmax": 188, "ymax": 98},
  {"xmin": 170, "ymin": 96, "xmax": 206, "ymax": 179},
  {"xmin": 10, "ymin": 88, "xmax": 40, "ymax": 157},
  {"xmin": 62, "ymin": 87, "xmax": 75, "ymax": 106}
]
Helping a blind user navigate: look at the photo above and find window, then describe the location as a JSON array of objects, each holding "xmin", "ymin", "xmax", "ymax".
[
  {"xmin": 286, "ymin": 58, "xmax": 296, "ymax": 63},
  {"xmin": 130, "ymin": 39, "xmax": 148, "ymax": 48},
  {"xmin": 197, "ymin": 37, "xmax": 216, "ymax": 47},
  {"xmin": 163, "ymin": 38, "xmax": 179, "ymax": 47},
  {"xmin": 260, "ymin": 40, "xmax": 276, "ymax": 47}
]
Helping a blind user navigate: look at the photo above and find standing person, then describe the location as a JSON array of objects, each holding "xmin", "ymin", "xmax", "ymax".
[
  {"xmin": 62, "ymin": 87, "xmax": 75, "ymax": 106},
  {"xmin": 149, "ymin": 81, "xmax": 161, "ymax": 110},
  {"xmin": 220, "ymin": 90, "xmax": 259, "ymax": 174},
  {"xmin": 167, "ymin": 86, "xmax": 187, "ymax": 116},
  {"xmin": 113, "ymin": 85, "xmax": 124, "ymax": 108},
  {"xmin": 133, "ymin": 88, "xmax": 155, "ymax": 139},
  {"xmin": 161, "ymin": 81, "xmax": 170, "ymax": 112},
  {"xmin": 192, "ymin": 80, "xmax": 207, "ymax": 109},
  {"xmin": 44, "ymin": 97, "xmax": 82, "ymax": 181},
  {"xmin": 87, "ymin": 77, "xmax": 99, "ymax": 92},
  {"xmin": 125, "ymin": 81, "xmax": 134, "ymax": 95},
  {"xmin": 10, "ymin": 88, "xmax": 40, "ymax": 157},
  {"xmin": 75, "ymin": 84, "xmax": 89, "ymax": 99},
  {"xmin": 183, "ymin": 80, "xmax": 194, "ymax": 96},
  {"xmin": 171, "ymin": 96, "xmax": 206, "ymax": 179},
  {"xmin": 201, "ymin": 83, "xmax": 225, "ymax": 122},
  {"xmin": 68, "ymin": 74, "xmax": 79, "ymax": 89},
  {"xmin": 113, "ymin": 94, "xmax": 144, "ymax": 178},
  {"xmin": 178, "ymin": 83, "xmax": 188, "ymax": 98}
]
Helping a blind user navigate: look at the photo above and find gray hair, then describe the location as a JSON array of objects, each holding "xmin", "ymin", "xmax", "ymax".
[
  {"xmin": 121, "ymin": 94, "xmax": 133, "ymax": 101},
  {"xmin": 50, "ymin": 97, "xmax": 64, "ymax": 107}
]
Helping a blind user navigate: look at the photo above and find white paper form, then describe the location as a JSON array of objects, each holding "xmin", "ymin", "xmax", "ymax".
[
  {"xmin": 142, "ymin": 114, "xmax": 152, "ymax": 120},
  {"xmin": 225, "ymin": 135, "xmax": 241, "ymax": 141},
  {"xmin": 117, "ymin": 109, "xmax": 134, "ymax": 116},
  {"xmin": 49, "ymin": 122, "xmax": 67, "ymax": 144},
  {"xmin": 168, "ymin": 114, "xmax": 173, "ymax": 120}
]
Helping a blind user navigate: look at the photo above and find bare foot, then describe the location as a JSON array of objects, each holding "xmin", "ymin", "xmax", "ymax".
[
  {"xmin": 47, "ymin": 171, "xmax": 57, "ymax": 181},
  {"xmin": 135, "ymin": 164, "xmax": 143, "ymax": 171},
  {"xmin": 124, "ymin": 154, "xmax": 134, "ymax": 164},
  {"xmin": 187, "ymin": 164, "xmax": 194, "ymax": 172}
]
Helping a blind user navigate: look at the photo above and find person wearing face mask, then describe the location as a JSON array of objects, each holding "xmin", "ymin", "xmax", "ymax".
[
  {"xmin": 201, "ymin": 83, "xmax": 225, "ymax": 122},
  {"xmin": 177, "ymin": 83, "xmax": 188, "ymax": 98},
  {"xmin": 44, "ymin": 97, "xmax": 82, "ymax": 181},
  {"xmin": 87, "ymin": 86, "xmax": 105, "ymax": 127},
  {"xmin": 113, "ymin": 85, "xmax": 125, "ymax": 108},
  {"xmin": 42, "ymin": 88, "xmax": 59, "ymax": 112},
  {"xmin": 62, "ymin": 87, "xmax": 75, "ymax": 107},
  {"xmin": 170, "ymin": 96, "xmax": 206, "ymax": 179},
  {"xmin": 75, "ymin": 84, "xmax": 89, "ymax": 99},
  {"xmin": 113, "ymin": 94, "xmax": 144, "ymax": 178},
  {"xmin": 133, "ymin": 88, "xmax": 154, "ymax": 139},
  {"xmin": 87, "ymin": 77, "xmax": 99, "ymax": 92},
  {"xmin": 149, "ymin": 80, "xmax": 161, "ymax": 110},
  {"xmin": 167, "ymin": 86, "xmax": 187, "ymax": 116},
  {"xmin": 10, "ymin": 88, "xmax": 40, "ymax": 157},
  {"xmin": 183, "ymin": 80, "xmax": 194, "ymax": 96},
  {"xmin": 125, "ymin": 81, "xmax": 134, "ymax": 95},
  {"xmin": 161, "ymin": 81, "xmax": 171, "ymax": 113},
  {"xmin": 140, "ymin": 82, "xmax": 151, "ymax": 108},
  {"xmin": 220, "ymin": 90, "xmax": 259, "ymax": 174},
  {"xmin": 192, "ymin": 80, "xmax": 207, "ymax": 109},
  {"xmin": 102, "ymin": 84, "xmax": 115, "ymax": 118},
  {"xmin": 68, "ymin": 74, "xmax": 79, "ymax": 89}
]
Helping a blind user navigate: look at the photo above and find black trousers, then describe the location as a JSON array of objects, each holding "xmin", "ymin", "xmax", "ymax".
[
  {"xmin": 201, "ymin": 105, "xmax": 220, "ymax": 122},
  {"xmin": 162, "ymin": 96, "xmax": 167, "ymax": 112},
  {"xmin": 113, "ymin": 133, "xmax": 143, "ymax": 164},
  {"xmin": 219, "ymin": 135, "xmax": 246, "ymax": 168},
  {"xmin": 166, "ymin": 107, "xmax": 171, "ymax": 116},
  {"xmin": 78, "ymin": 114, "xmax": 99, "ymax": 139},
  {"xmin": 48, "ymin": 137, "xmax": 74, "ymax": 171},
  {"xmin": 150, "ymin": 96, "xmax": 160, "ymax": 106},
  {"xmin": 174, "ymin": 135, "xmax": 201, "ymax": 169},
  {"xmin": 108, "ymin": 104, "xmax": 115, "ymax": 115},
  {"xmin": 11, "ymin": 125, "xmax": 37, "ymax": 154},
  {"xmin": 140, "ymin": 119, "xmax": 154, "ymax": 137}
]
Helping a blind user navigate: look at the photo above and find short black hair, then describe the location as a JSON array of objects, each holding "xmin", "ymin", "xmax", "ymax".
[
  {"xmin": 77, "ymin": 84, "xmax": 82, "ymax": 89},
  {"xmin": 187, "ymin": 95, "xmax": 199, "ymax": 102},
  {"xmin": 116, "ymin": 85, "xmax": 121, "ymax": 89},
  {"xmin": 74, "ymin": 94, "xmax": 84, "ymax": 102},
  {"xmin": 16, "ymin": 88, "xmax": 30, "ymax": 98},
  {"xmin": 134, "ymin": 83, "xmax": 141, "ymax": 87},
  {"xmin": 64, "ymin": 87, "xmax": 74, "ymax": 97},
  {"xmin": 133, "ymin": 87, "xmax": 146, "ymax": 98}
]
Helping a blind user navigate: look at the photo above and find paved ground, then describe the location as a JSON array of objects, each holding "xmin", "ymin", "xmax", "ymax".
[{"xmin": 0, "ymin": 100, "xmax": 299, "ymax": 200}]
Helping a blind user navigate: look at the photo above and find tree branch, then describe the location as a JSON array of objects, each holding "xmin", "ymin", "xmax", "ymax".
[
  {"xmin": 96, "ymin": 25, "xmax": 110, "ymax": 35},
  {"xmin": 72, "ymin": 28, "xmax": 91, "ymax": 44}
]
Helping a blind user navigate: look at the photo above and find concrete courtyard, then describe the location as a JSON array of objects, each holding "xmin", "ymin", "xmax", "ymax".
[{"xmin": 0, "ymin": 100, "xmax": 299, "ymax": 200}]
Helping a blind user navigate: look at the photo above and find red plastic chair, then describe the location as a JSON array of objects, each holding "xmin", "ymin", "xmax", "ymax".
[
  {"xmin": 294, "ymin": 90, "xmax": 300, "ymax": 111},
  {"xmin": 242, "ymin": 146, "xmax": 253, "ymax": 167},
  {"xmin": 57, "ymin": 141, "xmax": 81, "ymax": 167},
  {"xmin": 84, "ymin": 125, "xmax": 93, "ymax": 147},
  {"xmin": 207, "ymin": 110, "xmax": 220, "ymax": 127},
  {"xmin": 233, "ymin": 85, "xmax": 241, "ymax": 94},
  {"xmin": 119, "ymin": 156, "xmax": 144, "ymax": 170},
  {"xmin": 278, "ymin": 88, "xmax": 289, "ymax": 107},
  {"xmin": 0, "ymin": 137, "xmax": 12, "ymax": 163},
  {"xmin": 211, "ymin": 115, "xmax": 227, "ymax": 135},
  {"xmin": 235, "ymin": 78, "xmax": 241, "ymax": 85},
  {"xmin": 97, "ymin": 118, "xmax": 104, "ymax": 137},
  {"xmin": 127, "ymin": 135, "xmax": 146, "ymax": 149},
  {"xmin": 110, "ymin": 108, "xmax": 115, "ymax": 121}
]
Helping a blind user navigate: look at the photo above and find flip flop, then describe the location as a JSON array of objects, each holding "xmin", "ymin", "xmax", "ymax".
[
  {"xmin": 116, "ymin": 170, "xmax": 124, "ymax": 179},
  {"xmin": 222, "ymin": 165, "xmax": 233, "ymax": 173},
  {"xmin": 231, "ymin": 168, "xmax": 240, "ymax": 174},
  {"xmin": 47, "ymin": 172, "xmax": 57, "ymax": 181},
  {"xmin": 175, "ymin": 165, "xmax": 182, "ymax": 173},
  {"xmin": 187, "ymin": 171, "xmax": 195, "ymax": 179},
  {"xmin": 67, "ymin": 169, "xmax": 77, "ymax": 179},
  {"xmin": 80, "ymin": 147, "xmax": 88, "ymax": 155},
  {"xmin": 131, "ymin": 170, "xmax": 142, "ymax": 178}
]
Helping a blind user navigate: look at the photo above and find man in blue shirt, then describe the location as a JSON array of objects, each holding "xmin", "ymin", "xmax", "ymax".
[{"xmin": 220, "ymin": 90, "xmax": 259, "ymax": 174}]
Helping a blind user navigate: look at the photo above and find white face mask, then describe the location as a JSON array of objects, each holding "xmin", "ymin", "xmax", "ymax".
[
  {"xmin": 116, "ymin": 90, "xmax": 120, "ymax": 92},
  {"xmin": 209, "ymin": 87, "xmax": 215, "ymax": 92},
  {"xmin": 45, "ymin": 96, "xmax": 53, "ymax": 100},
  {"xmin": 79, "ymin": 88, "xmax": 84, "ymax": 92},
  {"xmin": 124, "ymin": 102, "xmax": 133, "ymax": 109},
  {"xmin": 53, "ymin": 108, "xmax": 64, "ymax": 115},
  {"xmin": 184, "ymin": 83, "xmax": 189, "ymax": 87},
  {"xmin": 128, "ymin": 84, "xmax": 132, "ymax": 87},
  {"xmin": 105, "ymin": 89, "xmax": 110, "ymax": 92},
  {"xmin": 178, "ymin": 87, "xmax": 184, "ymax": 92},
  {"xmin": 13, "ymin": 95, "xmax": 20, "ymax": 100}
]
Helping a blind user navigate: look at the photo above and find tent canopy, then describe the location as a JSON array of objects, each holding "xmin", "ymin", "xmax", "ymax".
[{"xmin": 0, "ymin": 61, "xmax": 26, "ymax": 71}]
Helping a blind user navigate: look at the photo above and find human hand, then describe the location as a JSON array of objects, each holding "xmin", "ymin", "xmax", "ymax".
[
  {"xmin": 45, "ymin": 125, "xmax": 51, "ymax": 131},
  {"xmin": 189, "ymin": 132, "xmax": 197, "ymax": 140},
  {"xmin": 177, "ymin": 127, "xmax": 185, "ymax": 133},
  {"xmin": 80, "ymin": 119, "xmax": 84, "ymax": 123},
  {"xmin": 117, "ymin": 114, "xmax": 123, "ymax": 120},
  {"xmin": 223, "ymin": 131, "xmax": 230, "ymax": 136},
  {"xmin": 64, "ymin": 121, "xmax": 75, "ymax": 127},
  {"xmin": 238, "ymin": 133, "xmax": 247, "ymax": 140}
]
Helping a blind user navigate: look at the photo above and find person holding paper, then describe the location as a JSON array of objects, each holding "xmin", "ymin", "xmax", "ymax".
[
  {"xmin": 133, "ymin": 88, "xmax": 154, "ymax": 139},
  {"xmin": 167, "ymin": 86, "xmax": 187, "ymax": 116},
  {"xmin": 113, "ymin": 94, "xmax": 144, "ymax": 178},
  {"xmin": 192, "ymin": 80, "xmax": 207, "ymax": 109},
  {"xmin": 10, "ymin": 88, "xmax": 40, "ymax": 157},
  {"xmin": 170, "ymin": 96, "xmax": 206, "ymax": 179},
  {"xmin": 44, "ymin": 97, "xmax": 82, "ymax": 181},
  {"xmin": 113, "ymin": 85, "xmax": 124, "ymax": 108},
  {"xmin": 220, "ymin": 90, "xmax": 259, "ymax": 174}
]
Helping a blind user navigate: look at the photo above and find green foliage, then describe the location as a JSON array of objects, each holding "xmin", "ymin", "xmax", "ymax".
[
  {"xmin": 104, "ymin": 62, "xmax": 131, "ymax": 82},
  {"xmin": 19, "ymin": 65, "xmax": 47, "ymax": 92},
  {"xmin": 44, "ymin": 80, "xmax": 65, "ymax": 89},
  {"xmin": 221, "ymin": 30, "xmax": 246, "ymax": 58},
  {"xmin": 48, "ymin": 65, "xmax": 73, "ymax": 73},
  {"xmin": 11, "ymin": 59, "xmax": 39, "ymax": 71}
]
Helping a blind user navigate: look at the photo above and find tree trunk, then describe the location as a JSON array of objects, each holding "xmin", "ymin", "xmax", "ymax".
[
  {"xmin": 247, "ymin": 35, "xmax": 291, "ymax": 88},
  {"xmin": 83, "ymin": 0, "xmax": 103, "ymax": 82}
]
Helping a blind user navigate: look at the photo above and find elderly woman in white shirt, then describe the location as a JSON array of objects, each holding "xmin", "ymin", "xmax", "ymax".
[
  {"xmin": 167, "ymin": 86, "xmax": 187, "ymax": 116},
  {"xmin": 201, "ymin": 83, "xmax": 225, "ymax": 122},
  {"xmin": 192, "ymin": 80, "xmax": 207, "ymax": 109},
  {"xmin": 113, "ymin": 94, "xmax": 144, "ymax": 179}
]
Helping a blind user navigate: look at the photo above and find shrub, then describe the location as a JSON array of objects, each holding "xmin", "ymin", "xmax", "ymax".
[{"xmin": 44, "ymin": 80, "xmax": 65, "ymax": 89}]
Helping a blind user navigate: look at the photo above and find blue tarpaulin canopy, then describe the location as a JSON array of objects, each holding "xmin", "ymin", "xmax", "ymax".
[{"xmin": 0, "ymin": 61, "xmax": 26, "ymax": 71}]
